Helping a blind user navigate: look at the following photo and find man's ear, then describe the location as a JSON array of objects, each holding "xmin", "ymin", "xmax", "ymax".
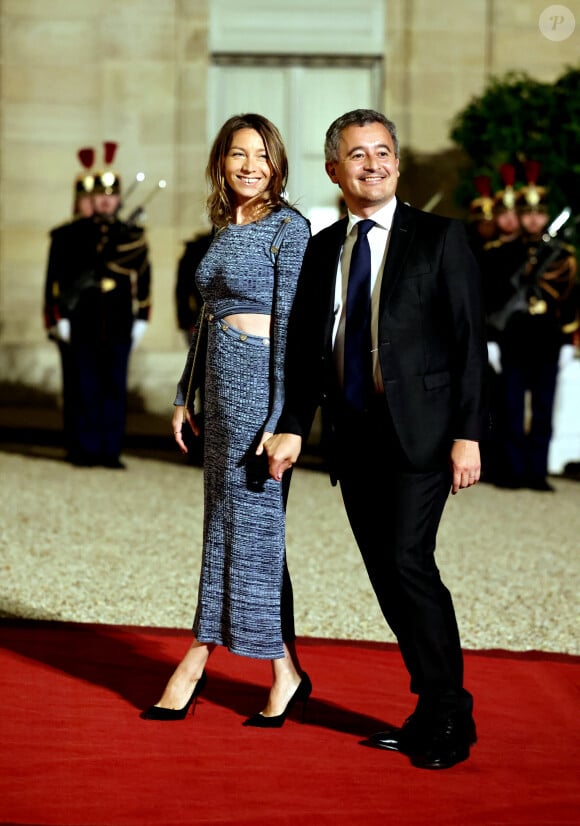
[{"xmin": 325, "ymin": 161, "xmax": 338, "ymax": 184}]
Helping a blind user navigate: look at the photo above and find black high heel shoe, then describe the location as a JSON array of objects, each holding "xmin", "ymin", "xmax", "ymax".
[
  {"xmin": 242, "ymin": 672, "xmax": 312, "ymax": 728},
  {"xmin": 140, "ymin": 671, "xmax": 207, "ymax": 721}
]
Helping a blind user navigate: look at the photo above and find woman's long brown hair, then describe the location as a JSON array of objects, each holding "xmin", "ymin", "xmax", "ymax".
[{"xmin": 206, "ymin": 113, "xmax": 289, "ymax": 228}]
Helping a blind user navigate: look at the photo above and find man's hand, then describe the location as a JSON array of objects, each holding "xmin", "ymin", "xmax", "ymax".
[
  {"xmin": 450, "ymin": 439, "xmax": 480, "ymax": 495},
  {"xmin": 264, "ymin": 433, "xmax": 303, "ymax": 481}
]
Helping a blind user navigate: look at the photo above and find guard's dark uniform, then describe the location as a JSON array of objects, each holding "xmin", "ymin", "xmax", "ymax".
[
  {"xmin": 43, "ymin": 151, "xmax": 97, "ymax": 456},
  {"xmin": 175, "ymin": 231, "xmax": 214, "ymax": 343},
  {"xmin": 484, "ymin": 231, "xmax": 578, "ymax": 488},
  {"xmin": 44, "ymin": 213, "xmax": 151, "ymax": 465}
]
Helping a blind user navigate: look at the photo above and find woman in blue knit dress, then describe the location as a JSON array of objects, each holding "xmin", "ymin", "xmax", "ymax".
[{"xmin": 142, "ymin": 114, "xmax": 311, "ymax": 726}]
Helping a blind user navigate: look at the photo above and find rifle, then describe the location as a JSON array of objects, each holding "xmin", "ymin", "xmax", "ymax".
[
  {"xmin": 125, "ymin": 179, "xmax": 167, "ymax": 226},
  {"xmin": 59, "ymin": 269, "xmax": 100, "ymax": 314},
  {"xmin": 487, "ymin": 207, "xmax": 574, "ymax": 332},
  {"xmin": 117, "ymin": 171, "xmax": 146, "ymax": 213}
]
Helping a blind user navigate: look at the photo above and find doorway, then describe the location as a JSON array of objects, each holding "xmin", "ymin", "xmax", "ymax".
[{"xmin": 208, "ymin": 57, "xmax": 381, "ymax": 230}]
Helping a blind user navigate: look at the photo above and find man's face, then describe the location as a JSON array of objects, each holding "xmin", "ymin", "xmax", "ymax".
[
  {"xmin": 325, "ymin": 123, "xmax": 399, "ymax": 216},
  {"xmin": 475, "ymin": 219, "xmax": 496, "ymax": 241},
  {"xmin": 92, "ymin": 193, "xmax": 120, "ymax": 216},
  {"xmin": 519, "ymin": 210, "xmax": 549, "ymax": 237},
  {"xmin": 496, "ymin": 209, "xmax": 519, "ymax": 236},
  {"xmin": 76, "ymin": 195, "xmax": 94, "ymax": 217}
]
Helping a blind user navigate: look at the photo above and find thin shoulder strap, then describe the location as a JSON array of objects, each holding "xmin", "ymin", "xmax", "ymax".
[
  {"xmin": 269, "ymin": 215, "xmax": 293, "ymax": 263},
  {"xmin": 183, "ymin": 303, "xmax": 206, "ymax": 415}
]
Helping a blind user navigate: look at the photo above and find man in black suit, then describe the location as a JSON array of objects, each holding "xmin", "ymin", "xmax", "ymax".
[{"xmin": 264, "ymin": 110, "xmax": 487, "ymax": 769}]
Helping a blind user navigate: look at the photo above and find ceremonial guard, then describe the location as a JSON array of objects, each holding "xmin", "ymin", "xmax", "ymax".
[
  {"xmin": 491, "ymin": 163, "xmax": 520, "ymax": 244},
  {"xmin": 44, "ymin": 148, "xmax": 96, "ymax": 459},
  {"xmin": 72, "ymin": 148, "xmax": 96, "ymax": 218},
  {"xmin": 173, "ymin": 229, "xmax": 214, "ymax": 463},
  {"xmin": 466, "ymin": 175, "xmax": 497, "ymax": 265},
  {"xmin": 175, "ymin": 229, "xmax": 214, "ymax": 345},
  {"xmin": 484, "ymin": 161, "xmax": 578, "ymax": 490},
  {"xmin": 464, "ymin": 176, "xmax": 502, "ymax": 480},
  {"xmin": 44, "ymin": 142, "xmax": 152, "ymax": 468}
]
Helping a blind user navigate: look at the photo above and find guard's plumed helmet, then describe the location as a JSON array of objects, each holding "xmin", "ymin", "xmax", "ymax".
[
  {"xmin": 515, "ymin": 161, "xmax": 548, "ymax": 213},
  {"xmin": 93, "ymin": 141, "xmax": 121, "ymax": 195},
  {"xmin": 492, "ymin": 164, "xmax": 517, "ymax": 213},
  {"xmin": 468, "ymin": 175, "xmax": 494, "ymax": 222},
  {"xmin": 75, "ymin": 147, "xmax": 95, "ymax": 195}
]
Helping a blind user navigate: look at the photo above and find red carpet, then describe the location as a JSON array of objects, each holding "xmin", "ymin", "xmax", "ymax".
[{"xmin": 0, "ymin": 621, "xmax": 578, "ymax": 826}]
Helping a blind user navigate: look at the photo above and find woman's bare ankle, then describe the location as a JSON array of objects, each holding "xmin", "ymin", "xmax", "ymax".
[{"xmin": 155, "ymin": 643, "xmax": 212, "ymax": 709}]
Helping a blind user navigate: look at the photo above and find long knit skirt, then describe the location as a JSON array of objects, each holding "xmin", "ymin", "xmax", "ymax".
[{"xmin": 192, "ymin": 317, "xmax": 294, "ymax": 659}]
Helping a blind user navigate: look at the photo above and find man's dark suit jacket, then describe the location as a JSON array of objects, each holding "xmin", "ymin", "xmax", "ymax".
[{"xmin": 277, "ymin": 200, "xmax": 488, "ymax": 473}]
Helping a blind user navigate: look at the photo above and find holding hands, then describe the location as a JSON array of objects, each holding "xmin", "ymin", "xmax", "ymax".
[{"xmin": 263, "ymin": 433, "xmax": 303, "ymax": 481}]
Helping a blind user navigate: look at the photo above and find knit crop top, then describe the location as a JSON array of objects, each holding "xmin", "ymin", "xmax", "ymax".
[{"xmin": 175, "ymin": 205, "xmax": 310, "ymax": 433}]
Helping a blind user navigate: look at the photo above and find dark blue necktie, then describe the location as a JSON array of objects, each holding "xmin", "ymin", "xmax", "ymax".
[{"xmin": 344, "ymin": 219, "xmax": 375, "ymax": 411}]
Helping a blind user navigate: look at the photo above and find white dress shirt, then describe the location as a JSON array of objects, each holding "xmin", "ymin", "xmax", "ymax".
[{"xmin": 332, "ymin": 197, "xmax": 397, "ymax": 392}]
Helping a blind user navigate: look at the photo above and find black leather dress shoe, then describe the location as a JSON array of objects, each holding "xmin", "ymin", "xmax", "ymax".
[
  {"xmin": 101, "ymin": 457, "xmax": 126, "ymax": 469},
  {"xmin": 70, "ymin": 451, "xmax": 98, "ymax": 467},
  {"xmin": 527, "ymin": 477, "xmax": 554, "ymax": 492},
  {"xmin": 411, "ymin": 714, "xmax": 477, "ymax": 770},
  {"xmin": 368, "ymin": 712, "xmax": 477, "ymax": 768},
  {"xmin": 494, "ymin": 475, "xmax": 525, "ymax": 489},
  {"xmin": 367, "ymin": 714, "xmax": 429, "ymax": 754}
]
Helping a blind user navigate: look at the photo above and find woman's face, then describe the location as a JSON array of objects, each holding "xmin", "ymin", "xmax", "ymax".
[{"xmin": 224, "ymin": 128, "xmax": 272, "ymax": 205}]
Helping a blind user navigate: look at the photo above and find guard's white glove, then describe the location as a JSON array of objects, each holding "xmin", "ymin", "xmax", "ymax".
[
  {"xmin": 558, "ymin": 344, "xmax": 575, "ymax": 369},
  {"xmin": 487, "ymin": 341, "xmax": 502, "ymax": 374},
  {"xmin": 131, "ymin": 319, "xmax": 148, "ymax": 347},
  {"xmin": 56, "ymin": 318, "xmax": 71, "ymax": 343}
]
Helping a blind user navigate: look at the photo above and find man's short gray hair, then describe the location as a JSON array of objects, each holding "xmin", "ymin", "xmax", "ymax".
[{"xmin": 324, "ymin": 109, "xmax": 399, "ymax": 162}]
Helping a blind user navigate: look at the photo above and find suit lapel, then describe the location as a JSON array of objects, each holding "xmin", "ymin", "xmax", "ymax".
[
  {"xmin": 323, "ymin": 216, "xmax": 348, "ymax": 268},
  {"xmin": 379, "ymin": 201, "xmax": 416, "ymax": 307},
  {"xmin": 318, "ymin": 217, "xmax": 348, "ymax": 343}
]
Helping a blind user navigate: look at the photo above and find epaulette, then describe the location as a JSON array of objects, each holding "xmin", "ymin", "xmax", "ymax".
[{"xmin": 483, "ymin": 238, "xmax": 504, "ymax": 251}]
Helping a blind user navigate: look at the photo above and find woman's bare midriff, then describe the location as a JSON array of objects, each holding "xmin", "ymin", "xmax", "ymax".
[{"xmin": 223, "ymin": 313, "xmax": 271, "ymax": 337}]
